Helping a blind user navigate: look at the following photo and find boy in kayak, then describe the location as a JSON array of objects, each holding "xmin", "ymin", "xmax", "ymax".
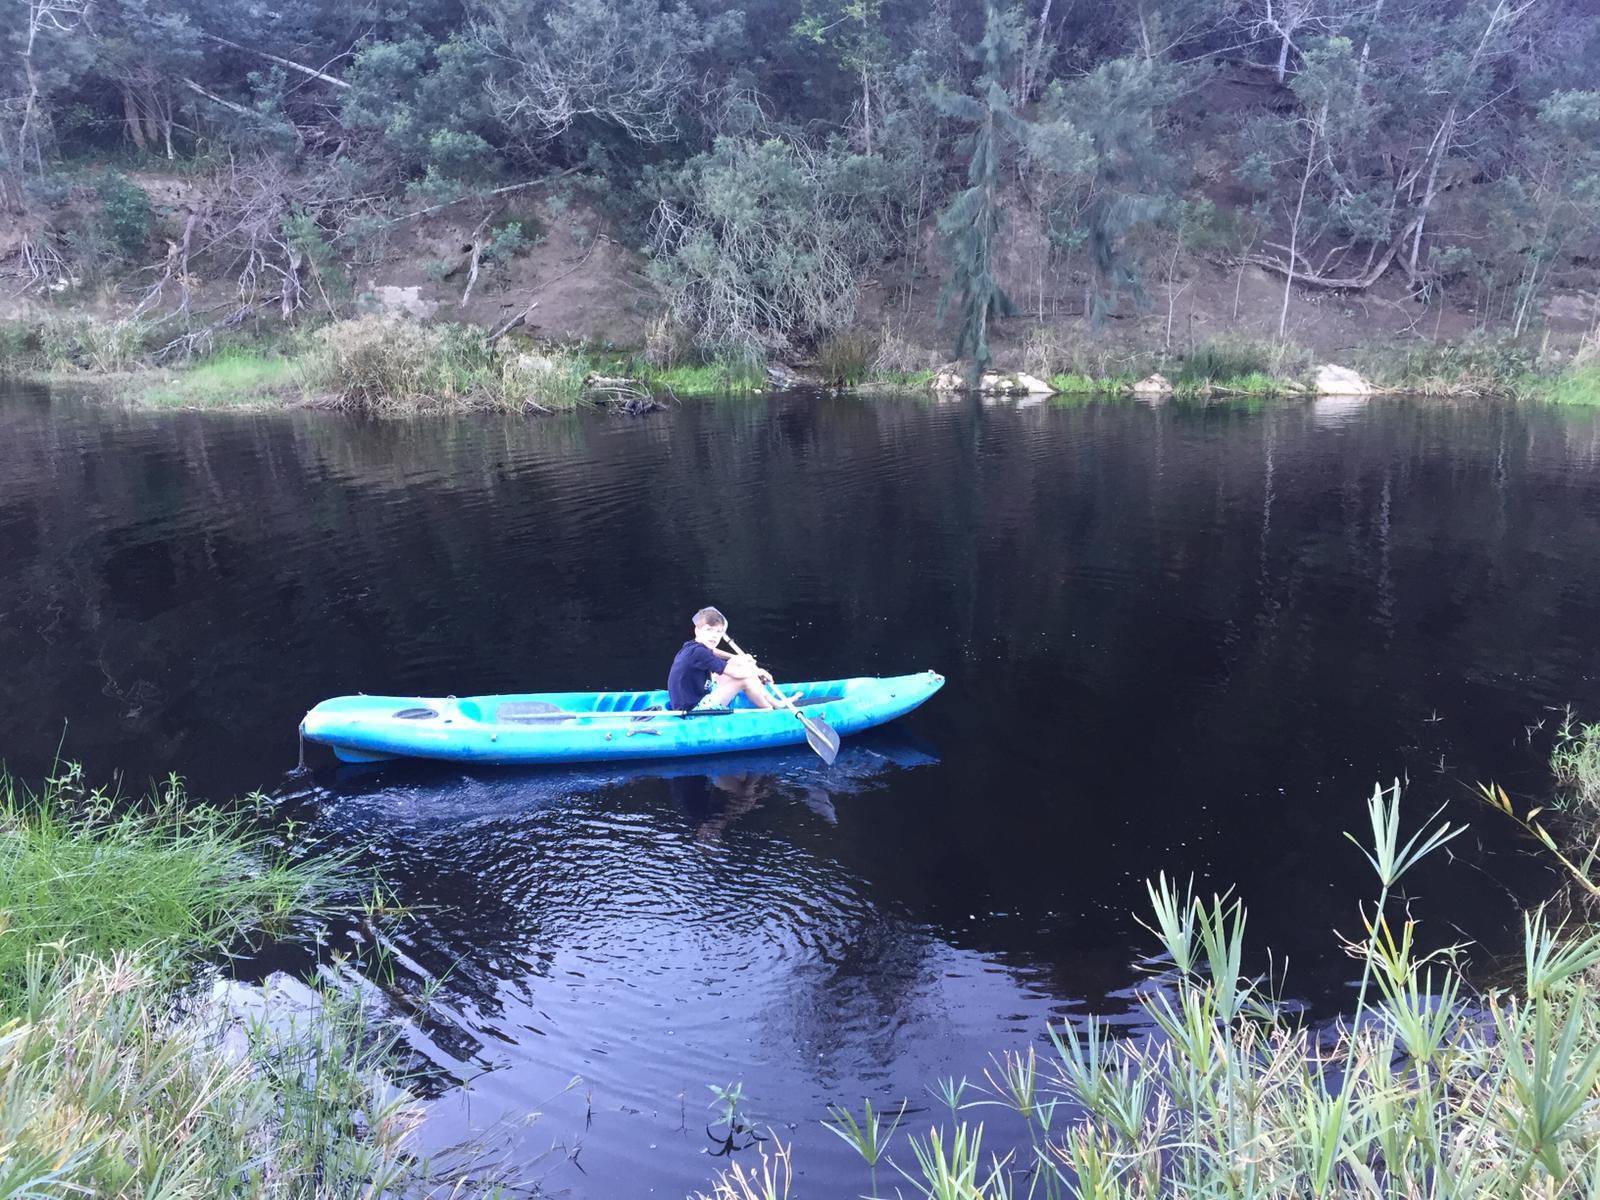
[{"xmin": 668, "ymin": 607, "xmax": 784, "ymax": 711}]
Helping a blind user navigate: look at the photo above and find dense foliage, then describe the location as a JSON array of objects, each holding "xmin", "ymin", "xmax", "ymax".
[{"xmin": 3, "ymin": 0, "xmax": 1598, "ymax": 360}]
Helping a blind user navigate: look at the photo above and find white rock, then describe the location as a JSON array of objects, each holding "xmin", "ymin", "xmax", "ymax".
[
  {"xmin": 1014, "ymin": 372, "xmax": 1055, "ymax": 394},
  {"xmin": 1132, "ymin": 372, "xmax": 1172, "ymax": 397},
  {"xmin": 370, "ymin": 285, "xmax": 437, "ymax": 319},
  {"xmin": 1314, "ymin": 364, "xmax": 1373, "ymax": 395}
]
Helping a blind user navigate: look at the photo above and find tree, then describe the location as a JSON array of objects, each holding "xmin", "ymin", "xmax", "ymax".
[
  {"xmin": 932, "ymin": 0, "xmax": 1026, "ymax": 379},
  {"xmin": 1033, "ymin": 56, "xmax": 1177, "ymax": 324},
  {"xmin": 1239, "ymin": 0, "xmax": 1367, "ymax": 83},
  {"xmin": 471, "ymin": 0, "xmax": 722, "ymax": 147},
  {"xmin": 91, "ymin": 0, "xmax": 205, "ymax": 159}
]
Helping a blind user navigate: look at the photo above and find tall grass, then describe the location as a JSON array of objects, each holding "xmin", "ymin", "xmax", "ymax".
[
  {"xmin": 701, "ymin": 780, "xmax": 1600, "ymax": 1200},
  {"xmin": 1171, "ymin": 339, "xmax": 1309, "ymax": 396},
  {"xmin": 304, "ymin": 316, "xmax": 591, "ymax": 413},
  {"xmin": 0, "ymin": 765, "xmax": 344, "ymax": 1002},
  {"xmin": 1358, "ymin": 342, "xmax": 1539, "ymax": 397}
]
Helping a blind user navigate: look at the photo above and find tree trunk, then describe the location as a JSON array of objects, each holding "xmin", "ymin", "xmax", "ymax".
[
  {"xmin": 1406, "ymin": 104, "xmax": 1454, "ymax": 281},
  {"xmin": 1279, "ymin": 112, "xmax": 1319, "ymax": 339},
  {"xmin": 861, "ymin": 61, "xmax": 872, "ymax": 157},
  {"xmin": 123, "ymin": 87, "xmax": 149, "ymax": 151},
  {"xmin": 1276, "ymin": 31, "xmax": 1291, "ymax": 83}
]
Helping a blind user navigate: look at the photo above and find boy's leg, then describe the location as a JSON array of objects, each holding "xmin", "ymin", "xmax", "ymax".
[
  {"xmin": 736, "ymin": 676, "xmax": 778, "ymax": 709},
  {"xmin": 716, "ymin": 658, "xmax": 779, "ymax": 709},
  {"xmin": 701, "ymin": 675, "xmax": 742, "ymax": 708}
]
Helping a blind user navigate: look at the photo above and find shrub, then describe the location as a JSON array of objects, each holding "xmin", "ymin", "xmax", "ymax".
[
  {"xmin": 96, "ymin": 172, "xmax": 154, "ymax": 260},
  {"xmin": 305, "ymin": 316, "xmax": 587, "ymax": 412},
  {"xmin": 649, "ymin": 134, "xmax": 890, "ymax": 357}
]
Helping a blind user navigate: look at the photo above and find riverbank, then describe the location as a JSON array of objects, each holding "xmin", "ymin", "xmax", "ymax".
[
  {"xmin": 0, "ymin": 765, "xmax": 516, "ymax": 1196},
  {"xmin": 5, "ymin": 311, "xmax": 1598, "ymax": 412},
  {"xmin": 707, "ymin": 720, "xmax": 1600, "ymax": 1200}
]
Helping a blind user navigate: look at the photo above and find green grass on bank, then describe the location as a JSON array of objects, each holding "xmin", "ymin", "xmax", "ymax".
[
  {"xmin": 1049, "ymin": 371, "xmax": 1129, "ymax": 393},
  {"xmin": 2, "ymin": 950, "xmax": 442, "ymax": 1198},
  {"xmin": 11, "ymin": 313, "xmax": 1600, "ymax": 410},
  {"xmin": 0, "ymin": 765, "xmax": 343, "ymax": 1001},
  {"xmin": 0, "ymin": 763, "xmax": 528, "ymax": 1196},
  {"xmin": 1527, "ymin": 365, "xmax": 1600, "ymax": 406},
  {"xmin": 137, "ymin": 349, "xmax": 304, "ymax": 408},
  {"xmin": 632, "ymin": 357, "xmax": 766, "ymax": 395}
]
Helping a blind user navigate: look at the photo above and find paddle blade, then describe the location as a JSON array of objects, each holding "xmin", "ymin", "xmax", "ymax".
[{"xmin": 799, "ymin": 713, "xmax": 840, "ymax": 765}]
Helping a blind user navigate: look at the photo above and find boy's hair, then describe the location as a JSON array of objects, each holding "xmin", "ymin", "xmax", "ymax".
[{"xmin": 692, "ymin": 606, "xmax": 727, "ymax": 629}]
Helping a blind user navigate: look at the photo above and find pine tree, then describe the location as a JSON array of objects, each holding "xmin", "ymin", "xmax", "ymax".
[{"xmin": 932, "ymin": 0, "xmax": 1025, "ymax": 381}]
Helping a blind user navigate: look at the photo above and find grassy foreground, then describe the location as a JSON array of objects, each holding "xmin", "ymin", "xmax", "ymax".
[
  {"xmin": 702, "ymin": 723, "xmax": 1600, "ymax": 1200},
  {"xmin": 0, "ymin": 765, "xmax": 505, "ymax": 1197}
]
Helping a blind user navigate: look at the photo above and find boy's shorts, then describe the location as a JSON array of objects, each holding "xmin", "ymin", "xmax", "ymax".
[{"xmin": 693, "ymin": 677, "xmax": 726, "ymax": 711}]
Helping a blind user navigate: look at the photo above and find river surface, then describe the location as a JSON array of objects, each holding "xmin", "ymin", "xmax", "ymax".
[{"xmin": 4, "ymin": 383, "xmax": 1600, "ymax": 1195}]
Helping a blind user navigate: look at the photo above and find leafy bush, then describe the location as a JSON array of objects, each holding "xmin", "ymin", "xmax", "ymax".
[{"xmin": 648, "ymin": 134, "xmax": 891, "ymax": 357}]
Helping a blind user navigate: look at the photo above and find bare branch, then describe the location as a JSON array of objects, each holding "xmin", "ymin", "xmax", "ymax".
[{"xmin": 199, "ymin": 33, "xmax": 351, "ymax": 89}]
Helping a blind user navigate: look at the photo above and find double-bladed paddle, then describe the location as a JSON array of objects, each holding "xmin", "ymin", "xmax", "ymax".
[{"xmin": 722, "ymin": 635, "xmax": 840, "ymax": 765}]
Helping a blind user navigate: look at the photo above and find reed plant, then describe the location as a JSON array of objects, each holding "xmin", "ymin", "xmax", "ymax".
[
  {"xmin": 701, "ymin": 779, "xmax": 1600, "ymax": 1200},
  {"xmin": 1552, "ymin": 712, "xmax": 1600, "ymax": 812}
]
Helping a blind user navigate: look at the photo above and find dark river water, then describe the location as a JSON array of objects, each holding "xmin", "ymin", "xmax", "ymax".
[{"xmin": 4, "ymin": 382, "xmax": 1600, "ymax": 1196}]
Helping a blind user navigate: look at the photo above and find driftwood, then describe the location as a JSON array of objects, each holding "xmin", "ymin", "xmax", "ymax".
[
  {"xmin": 486, "ymin": 300, "xmax": 539, "ymax": 345},
  {"xmin": 1246, "ymin": 218, "xmax": 1423, "ymax": 291},
  {"xmin": 199, "ymin": 34, "xmax": 350, "ymax": 89},
  {"xmin": 459, "ymin": 207, "xmax": 503, "ymax": 304}
]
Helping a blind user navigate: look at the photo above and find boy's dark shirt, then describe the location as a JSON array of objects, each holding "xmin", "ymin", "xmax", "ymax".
[{"xmin": 668, "ymin": 640, "xmax": 724, "ymax": 710}]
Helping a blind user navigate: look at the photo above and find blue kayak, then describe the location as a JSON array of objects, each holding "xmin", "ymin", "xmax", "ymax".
[{"xmin": 299, "ymin": 671, "xmax": 944, "ymax": 765}]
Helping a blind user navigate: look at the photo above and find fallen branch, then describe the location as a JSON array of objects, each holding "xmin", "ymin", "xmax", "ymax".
[
  {"xmin": 200, "ymin": 33, "xmax": 350, "ymax": 89},
  {"xmin": 359, "ymin": 168, "xmax": 584, "ymax": 235},
  {"xmin": 460, "ymin": 208, "xmax": 502, "ymax": 305},
  {"xmin": 1247, "ymin": 219, "xmax": 1422, "ymax": 291},
  {"xmin": 486, "ymin": 300, "xmax": 539, "ymax": 345},
  {"xmin": 182, "ymin": 78, "xmax": 253, "ymax": 117}
]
